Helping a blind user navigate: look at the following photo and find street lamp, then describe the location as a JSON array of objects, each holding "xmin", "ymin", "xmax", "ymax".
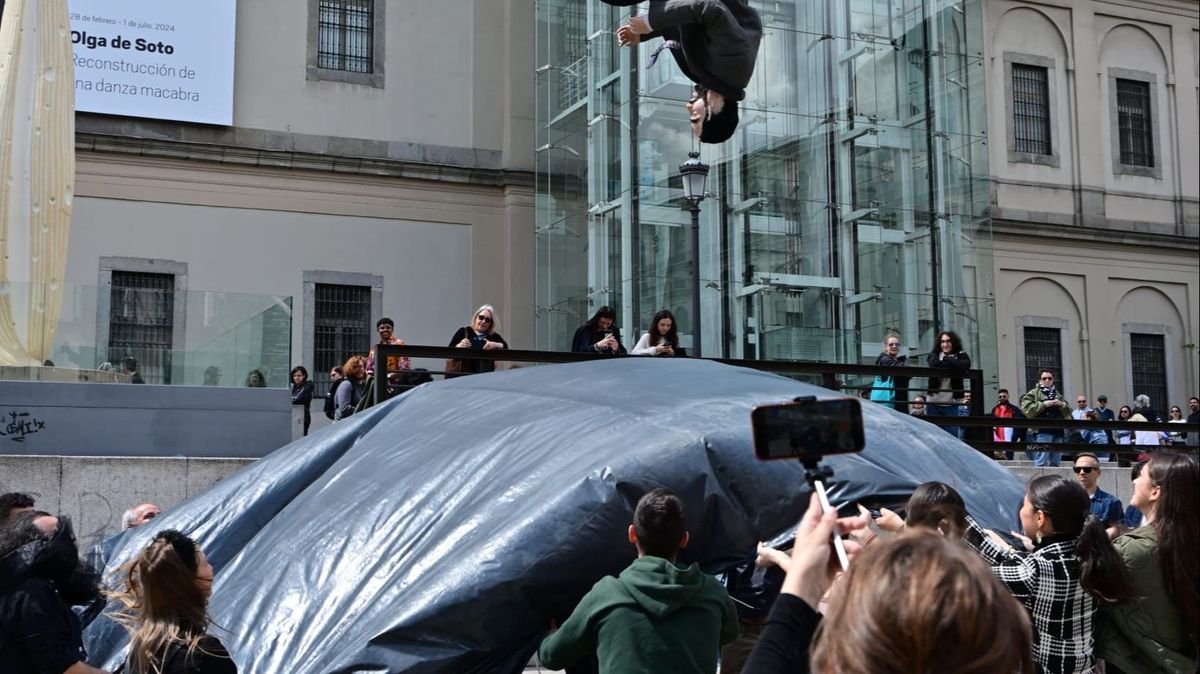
[{"xmin": 679, "ymin": 151, "xmax": 709, "ymax": 357}]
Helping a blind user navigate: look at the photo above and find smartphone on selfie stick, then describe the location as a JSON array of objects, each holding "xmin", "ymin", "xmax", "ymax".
[{"xmin": 751, "ymin": 396, "xmax": 866, "ymax": 570}]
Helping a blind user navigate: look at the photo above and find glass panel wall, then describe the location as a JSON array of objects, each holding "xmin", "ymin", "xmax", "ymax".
[
  {"xmin": 0, "ymin": 282, "xmax": 293, "ymax": 387},
  {"xmin": 536, "ymin": 0, "xmax": 995, "ymax": 378}
]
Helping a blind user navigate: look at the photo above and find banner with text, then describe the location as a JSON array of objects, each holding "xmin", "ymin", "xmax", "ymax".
[{"xmin": 69, "ymin": 0, "xmax": 236, "ymax": 125}]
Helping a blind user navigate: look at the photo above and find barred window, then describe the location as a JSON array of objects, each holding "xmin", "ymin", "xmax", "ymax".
[
  {"xmin": 1116, "ymin": 79, "xmax": 1154, "ymax": 167},
  {"xmin": 318, "ymin": 0, "xmax": 373, "ymax": 73},
  {"xmin": 1023, "ymin": 326, "xmax": 1061, "ymax": 392},
  {"xmin": 1130, "ymin": 333, "xmax": 1167, "ymax": 412},
  {"xmin": 1012, "ymin": 64, "xmax": 1051, "ymax": 155},
  {"xmin": 313, "ymin": 284, "xmax": 371, "ymax": 397},
  {"xmin": 110, "ymin": 271, "xmax": 175, "ymax": 385}
]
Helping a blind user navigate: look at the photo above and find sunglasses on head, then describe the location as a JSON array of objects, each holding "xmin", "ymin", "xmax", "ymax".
[{"xmin": 1072, "ymin": 466, "xmax": 1096, "ymax": 474}]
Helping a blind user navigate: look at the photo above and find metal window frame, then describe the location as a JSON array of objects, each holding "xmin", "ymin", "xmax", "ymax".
[
  {"xmin": 1011, "ymin": 64, "xmax": 1050, "ymax": 155},
  {"xmin": 1121, "ymin": 322, "xmax": 1177, "ymax": 408},
  {"xmin": 1003, "ymin": 52, "xmax": 1060, "ymax": 167},
  {"xmin": 302, "ymin": 270, "xmax": 383, "ymax": 398},
  {"xmin": 1015, "ymin": 315, "xmax": 1071, "ymax": 394},
  {"xmin": 306, "ymin": 0, "xmax": 385, "ymax": 88},
  {"xmin": 97, "ymin": 257, "xmax": 188, "ymax": 384},
  {"xmin": 1107, "ymin": 68, "xmax": 1162, "ymax": 179},
  {"xmin": 1129, "ymin": 332, "xmax": 1168, "ymax": 411}
]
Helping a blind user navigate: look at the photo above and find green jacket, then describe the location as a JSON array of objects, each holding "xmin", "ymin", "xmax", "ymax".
[
  {"xmin": 1096, "ymin": 526, "xmax": 1198, "ymax": 674},
  {"xmin": 1019, "ymin": 387, "xmax": 1071, "ymax": 434},
  {"xmin": 538, "ymin": 555, "xmax": 738, "ymax": 673}
]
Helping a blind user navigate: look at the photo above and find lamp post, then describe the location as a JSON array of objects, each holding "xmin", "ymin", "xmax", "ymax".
[{"xmin": 679, "ymin": 151, "xmax": 709, "ymax": 357}]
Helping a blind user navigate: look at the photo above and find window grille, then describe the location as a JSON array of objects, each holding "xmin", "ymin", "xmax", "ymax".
[
  {"xmin": 110, "ymin": 271, "xmax": 175, "ymax": 385},
  {"xmin": 313, "ymin": 284, "xmax": 371, "ymax": 397},
  {"xmin": 1012, "ymin": 64, "xmax": 1051, "ymax": 155},
  {"xmin": 1130, "ymin": 333, "xmax": 1167, "ymax": 412},
  {"xmin": 1023, "ymin": 326, "xmax": 1061, "ymax": 392},
  {"xmin": 1116, "ymin": 79, "xmax": 1154, "ymax": 167},
  {"xmin": 318, "ymin": 0, "xmax": 373, "ymax": 73}
]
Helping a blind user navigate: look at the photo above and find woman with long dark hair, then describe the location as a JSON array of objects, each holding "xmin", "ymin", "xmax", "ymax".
[
  {"xmin": 925, "ymin": 330, "xmax": 971, "ymax": 437},
  {"xmin": 964, "ymin": 474, "xmax": 1137, "ymax": 673},
  {"xmin": 110, "ymin": 530, "xmax": 236, "ymax": 673},
  {"xmin": 290, "ymin": 366, "xmax": 314, "ymax": 436},
  {"xmin": 631, "ymin": 310, "xmax": 684, "ymax": 357},
  {"xmin": 1097, "ymin": 451, "xmax": 1198, "ymax": 673},
  {"xmin": 871, "ymin": 480, "xmax": 968, "ymax": 536},
  {"xmin": 571, "ymin": 305, "xmax": 626, "ymax": 354}
]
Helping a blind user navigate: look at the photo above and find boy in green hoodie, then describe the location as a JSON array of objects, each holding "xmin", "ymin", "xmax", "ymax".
[{"xmin": 538, "ymin": 488, "xmax": 739, "ymax": 673}]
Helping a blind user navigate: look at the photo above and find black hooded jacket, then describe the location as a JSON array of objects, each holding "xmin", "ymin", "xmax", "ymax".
[
  {"xmin": 0, "ymin": 520, "xmax": 95, "ymax": 674},
  {"xmin": 642, "ymin": 0, "xmax": 763, "ymax": 101}
]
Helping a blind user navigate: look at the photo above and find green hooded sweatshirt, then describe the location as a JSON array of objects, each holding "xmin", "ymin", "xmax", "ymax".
[{"xmin": 538, "ymin": 555, "xmax": 739, "ymax": 673}]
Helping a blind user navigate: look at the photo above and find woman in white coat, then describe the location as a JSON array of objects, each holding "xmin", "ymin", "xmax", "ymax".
[{"xmin": 631, "ymin": 309, "xmax": 686, "ymax": 357}]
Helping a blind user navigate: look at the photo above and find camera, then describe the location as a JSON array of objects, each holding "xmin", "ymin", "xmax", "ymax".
[{"xmin": 751, "ymin": 398, "xmax": 865, "ymax": 461}]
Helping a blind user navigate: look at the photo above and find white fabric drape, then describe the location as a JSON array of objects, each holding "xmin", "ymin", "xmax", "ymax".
[{"xmin": 0, "ymin": 0, "xmax": 75, "ymax": 365}]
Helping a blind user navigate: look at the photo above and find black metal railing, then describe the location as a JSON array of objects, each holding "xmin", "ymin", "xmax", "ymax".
[{"xmin": 363, "ymin": 344, "xmax": 1200, "ymax": 459}]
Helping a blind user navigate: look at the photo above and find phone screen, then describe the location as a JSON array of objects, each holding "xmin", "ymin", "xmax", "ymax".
[{"xmin": 751, "ymin": 399, "xmax": 865, "ymax": 461}]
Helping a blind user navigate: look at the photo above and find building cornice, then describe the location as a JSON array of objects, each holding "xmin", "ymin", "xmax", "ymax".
[
  {"xmin": 992, "ymin": 218, "xmax": 1200, "ymax": 249},
  {"xmin": 74, "ymin": 115, "xmax": 535, "ymax": 190}
]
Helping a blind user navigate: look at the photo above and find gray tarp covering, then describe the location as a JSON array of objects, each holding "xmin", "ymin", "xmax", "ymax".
[{"xmin": 84, "ymin": 358, "xmax": 1023, "ymax": 673}]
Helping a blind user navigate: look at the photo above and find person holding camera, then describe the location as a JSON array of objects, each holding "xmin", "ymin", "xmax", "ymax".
[
  {"xmin": 571, "ymin": 306, "xmax": 626, "ymax": 355},
  {"xmin": 740, "ymin": 493, "xmax": 1034, "ymax": 674},
  {"xmin": 631, "ymin": 309, "xmax": 687, "ymax": 357},
  {"xmin": 1020, "ymin": 370, "xmax": 1073, "ymax": 467}
]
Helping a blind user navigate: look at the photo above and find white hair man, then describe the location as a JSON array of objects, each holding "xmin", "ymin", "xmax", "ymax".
[{"xmin": 122, "ymin": 502, "xmax": 161, "ymax": 529}]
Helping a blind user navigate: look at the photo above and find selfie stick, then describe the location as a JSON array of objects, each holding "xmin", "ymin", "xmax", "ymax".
[{"xmin": 793, "ymin": 396, "xmax": 850, "ymax": 571}]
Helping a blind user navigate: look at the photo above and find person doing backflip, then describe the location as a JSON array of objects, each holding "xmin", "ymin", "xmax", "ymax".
[{"xmin": 606, "ymin": 0, "xmax": 762, "ymax": 144}]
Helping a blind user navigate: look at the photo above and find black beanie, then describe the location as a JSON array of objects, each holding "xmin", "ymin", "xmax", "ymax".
[{"xmin": 699, "ymin": 101, "xmax": 739, "ymax": 144}]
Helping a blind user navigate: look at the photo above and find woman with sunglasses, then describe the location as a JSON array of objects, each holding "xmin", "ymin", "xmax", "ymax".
[
  {"xmin": 871, "ymin": 335, "xmax": 910, "ymax": 412},
  {"xmin": 448, "ymin": 304, "xmax": 508, "ymax": 374},
  {"xmin": 963, "ymin": 474, "xmax": 1137, "ymax": 673},
  {"xmin": 1097, "ymin": 451, "xmax": 1198, "ymax": 674},
  {"xmin": 1113, "ymin": 405, "xmax": 1134, "ymax": 445},
  {"xmin": 111, "ymin": 530, "xmax": 237, "ymax": 673}
]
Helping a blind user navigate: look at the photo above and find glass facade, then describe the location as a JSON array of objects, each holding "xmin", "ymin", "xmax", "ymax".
[{"xmin": 535, "ymin": 0, "xmax": 995, "ymax": 376}]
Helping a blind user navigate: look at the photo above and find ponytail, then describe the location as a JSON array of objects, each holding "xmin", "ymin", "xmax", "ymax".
[{"xmin": 1075, "ymin": 513, "xmax": 1137, "ymax": 604}]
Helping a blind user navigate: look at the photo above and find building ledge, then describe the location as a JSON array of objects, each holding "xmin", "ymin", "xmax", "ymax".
[{"xmin": 74, "ymin": 114, "xmax": 535, "ymax": 190}]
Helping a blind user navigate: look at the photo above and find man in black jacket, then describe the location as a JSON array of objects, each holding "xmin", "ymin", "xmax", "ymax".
[
  {"xmin": 609, "ymin": 0, "xmax": 762, "ymax": 144},
  {"xmin": 0, "ymin": 513, "xmax": 106, "ymax": 674}
]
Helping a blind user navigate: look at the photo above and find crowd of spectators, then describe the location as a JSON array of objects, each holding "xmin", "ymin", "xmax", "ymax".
[
  {"xmin": 2, "ymin": 446, "xmax": 1197, "ymax": 673},
  {"xmin": 539, "ymin": 452, "xmax": 1197, "ymax": 674}
]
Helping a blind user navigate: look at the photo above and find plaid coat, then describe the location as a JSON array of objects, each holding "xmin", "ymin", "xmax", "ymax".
[{"xmin": 966, "ymin": 517, "xmax": 1097, "ymax": 674}]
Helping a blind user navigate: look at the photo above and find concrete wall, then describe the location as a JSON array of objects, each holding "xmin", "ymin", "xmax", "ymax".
[
  {"xmin": 0, "ymin": 454, "xmax": 253, "ymax": 550},
  {"xmin": 0, "ymin": 381, "xmax": 290, "ymax": 457}
]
